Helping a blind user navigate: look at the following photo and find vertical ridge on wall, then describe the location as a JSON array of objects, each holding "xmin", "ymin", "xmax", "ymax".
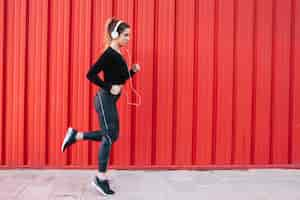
[
  {"xmin": 4, "ymin": 0, "xmax": 14, "ymax": 166},
  {"xmin": 45, "ymin": 0, "xmax": 51, "ymax": 166},
  {"xmin": 250, "ymin": 0, "xmax": 257, "ymax": 164},
  {"xmin": 23, "ymin": 0, "xmax": 29, "ymax": 166},
  {"xmin": 48, "ymin": 0, "xmax": 58, "ymax": 166},
  {"xmin": 192, "ymin": 0, "xmax": 200, "ymax": 165},
  {"xmin": 48, "ymin": 0, "xmax": 71, "ymax": 167},
  {"xmin": 233, "ymin": 0, "xmax": 254, "ymax": 164},
  {"xmin": 69, "ymin": 0, "xmax": 80, "ymax": 165},
  {"xmin": 270, "ymin": 0, "xmax": 275, "ymax": 164},
  {"xmin": 130, "ymin": 0, "xmax": 137, "ymax": 166},
  {"xmin": 288, "ymin": 0, "xmax": 295, "ymax": 164},
  {"xmin": 40, "ymin": 0, "xmax": 49, "ymax": 167},
  {"xmin": 0, "ymin": 0, "xmax": 6, "ymax": 165},
  {"xmin": 5, "ymin": 0, "xmax": 27, "ymax": 166},
  {"xmin": 291, "ymin": 0, "xmax": 300, "ymax": 164},
  {"xmin": 4, "ymin": 0, "xmax": 13, "ymax": 167},
  {"xmin": 211, "ymin": 0, "xmax": 219, "ymax": 165},
  {"xmin": 231, "ymin": 0, "xmax": 237, "ymax": 165},
  {"xmin": 253, "ymin": 0, "xmax": 272, "ymax": 164},
  {"xmin": 20, "ymin": 0, "xmax": 29, "ymax": 167},
  {"xmin": 68, "ymin": 0, "xmax": 91, "ymax": 166},
  {"xmin": 88, "ymin": 0, "xmax": 94, "ymax": 166},
  {"xmin": 22, "ymin": 0, "xmax": 29, "ymax": 165},
  {"xmin": 171, "ymin": 0, "xmax": 178, "ymax": 165},
  {"xmin": 174, "ymin": 0, "xmax": 195, "ymax": 165},
  {"xmin": 26, "ymin": 0, "xmax": 49, "ymax": 167},
  {"xmin": 134, "ymin": 0, "xmax": 155, "ymax": 166},
  {"xmin": 66, "ymin": 0, "xmax": 73, "ymax": 165},
  {"xmin": 47, "ymin": 0, "xmax": 55, "ymax": 166},
  {"xmin": 81, "ymin": 0, "xmax": 92, "ymax": 167},
  {"xmin": 271, "ymin": 0, "xmax": 292, "ymax": 164},
  {"xmin": 155, "ymin": 0, "xmax": 175, "ymax": 165},
  {"xmin": 151, "ymin": 0, "xmax": 158, "ymax": 165},
  {"xmin": 215, "ymin": 0, "xmax": 234, "ymax": 164},
  {"xmin": 195, "ymin": 0, "xmax": 215, "ymax": 165}
]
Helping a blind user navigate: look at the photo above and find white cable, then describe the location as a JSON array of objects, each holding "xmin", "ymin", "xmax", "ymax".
[{"xmin": 123, "ymin": 48, "xmax": 142, "ymax": 106}]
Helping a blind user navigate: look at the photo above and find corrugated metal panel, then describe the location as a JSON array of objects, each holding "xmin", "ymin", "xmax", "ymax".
[{"xmin": 0, "ymin": 0, "xmax": 300, "ymax": 169}]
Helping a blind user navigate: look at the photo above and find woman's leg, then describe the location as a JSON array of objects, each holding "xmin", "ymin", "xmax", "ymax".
[
  {"xmin": 96, "ymin": 91, "xmax": 120, "ymax": 174},
  {"xmin": 90, "ymin": 90, "xmax": 121, "ymax": 195},
  {"xmin": 61, "ymin": 129, "xmax": 106, "ymax": 151},
  {"xmin": 61, "ymin": 91, "xmax": 120, "ymax": 154},
  {"xmin": 79, "ymin": 130, "xmax": 105, "ymax": 141},
  {"xmin": 77, "ymin": 91, "xmax": 120, "ymax": 142}
]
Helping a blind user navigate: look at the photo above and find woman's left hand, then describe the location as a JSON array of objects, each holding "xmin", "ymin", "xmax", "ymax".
[{"xmin": 132, "ymin": 64, "xmax": 141, "ymax": 72}]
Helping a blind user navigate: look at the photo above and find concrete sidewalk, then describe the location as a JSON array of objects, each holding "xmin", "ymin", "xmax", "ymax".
[{"xmin": 0, "ymin": 169, "xmax": 300, "ymax": 200}]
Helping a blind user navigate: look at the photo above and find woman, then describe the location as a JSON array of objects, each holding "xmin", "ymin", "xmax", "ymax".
[{"xmin": 61, "ymin": 17, "xmax": 141, "ymax": 196}]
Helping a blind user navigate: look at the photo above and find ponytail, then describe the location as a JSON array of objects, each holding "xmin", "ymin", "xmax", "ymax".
[{"xmin": 103, "ymin": 17, "xmax": 117, "ymax": 49}]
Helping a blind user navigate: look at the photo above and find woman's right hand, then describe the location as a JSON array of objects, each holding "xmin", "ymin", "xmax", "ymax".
[{"xmin": 110, "ymin": 85, "xmax": 121, "ymax": 95}]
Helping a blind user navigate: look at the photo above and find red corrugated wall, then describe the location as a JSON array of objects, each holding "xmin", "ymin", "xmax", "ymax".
[{"xmin": 0, "ymin": 0, "xmax": 300, "ymax": 169}]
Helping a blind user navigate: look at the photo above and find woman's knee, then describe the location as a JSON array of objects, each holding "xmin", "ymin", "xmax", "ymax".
[{"xmin": 108, "ymin": 128, "xmax": 119, "ymax": 143}]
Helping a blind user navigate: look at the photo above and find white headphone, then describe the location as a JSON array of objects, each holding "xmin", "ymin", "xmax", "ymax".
[{"xmin": 111, "ymin": 20, "xmax": 123, "ymax": 39}]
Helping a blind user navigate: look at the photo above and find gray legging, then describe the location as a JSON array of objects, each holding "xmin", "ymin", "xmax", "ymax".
[{"xmin": 82, "ymin": 89, "xmax": 121, "ymax": 172}]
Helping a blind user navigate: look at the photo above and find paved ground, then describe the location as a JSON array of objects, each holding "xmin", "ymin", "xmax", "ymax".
[{"xmin": 0, "ymin": 169, "xmax": 300, "ymax": 200}]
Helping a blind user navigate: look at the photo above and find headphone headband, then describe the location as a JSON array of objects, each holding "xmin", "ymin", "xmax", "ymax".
[
  {"xmin": 111, "ymin": 20, "xmax": 123, "ymax": 39},
  {"xmin": 113, "ymin": 20, "xmax": 122, "ymax": 34}
]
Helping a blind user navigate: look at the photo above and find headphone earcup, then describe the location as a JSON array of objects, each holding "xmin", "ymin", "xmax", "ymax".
[{"xmin": 111, "ymin": 31, "xmax": 118, "ymax": 39}]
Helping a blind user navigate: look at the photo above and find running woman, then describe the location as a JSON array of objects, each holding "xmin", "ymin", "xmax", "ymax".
[{"xmin": 61, "ymin": 17, "xmax": 141, "ymax": 196}]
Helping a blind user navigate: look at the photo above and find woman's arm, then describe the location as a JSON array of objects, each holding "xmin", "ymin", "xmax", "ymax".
[
  {"xmin": 124, "ymin": 68, "xmax": 137, "ymax": 80},
  {"xmin": 125, "ymin": 63, "xmax": 140, "ymax": 80},
  {"xmin": 86, "ymin": 53, "xmax": 112, "ymax": 91}
]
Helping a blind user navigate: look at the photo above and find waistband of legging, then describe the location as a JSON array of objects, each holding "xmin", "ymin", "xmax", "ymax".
[{"xmin": 98, "ymin": 88, "xmax": 122, "ymax": 96}]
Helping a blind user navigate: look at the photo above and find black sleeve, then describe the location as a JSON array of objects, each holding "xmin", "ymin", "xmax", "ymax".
[
  {"xmin": 86, "ymin": 52, "xmax": 112, "ymax": 91},
  {"xmin": 124, "ymin": 68, "xmax": 137, "ymax": 80}
]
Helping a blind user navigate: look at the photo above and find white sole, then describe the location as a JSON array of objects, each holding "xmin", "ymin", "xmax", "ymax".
[
  {"xmin": 91, "ymin": 181, "xmax": 107, "ymax": 196},
  {"xmin": 61, "ymin": 127, "xmax": 74, "ymax": 152}
]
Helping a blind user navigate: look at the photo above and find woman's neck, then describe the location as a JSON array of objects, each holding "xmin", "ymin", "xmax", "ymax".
[{"xmin": 110, "ymin": 42, "xmax": 121, "ymax": 53}]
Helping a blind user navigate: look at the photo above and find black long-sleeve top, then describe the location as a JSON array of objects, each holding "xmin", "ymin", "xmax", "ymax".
[{"xmin": 86, "ymin": 46, "xmax": 136, "ymax": 91}]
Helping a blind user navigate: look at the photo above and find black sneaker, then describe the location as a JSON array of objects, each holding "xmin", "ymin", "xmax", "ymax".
[
  {"xmin": 61, "ymin": 127, "xmax": 77, "ymax": 152},
  {"xmin": 91, "ymin": 176, "xmax": 115, "ymax": 195}
]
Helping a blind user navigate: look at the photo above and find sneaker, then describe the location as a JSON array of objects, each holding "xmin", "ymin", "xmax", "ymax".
[
  {"xmin": 61, "ymin": 127, "xmax": 77, "ymax": 152},
  {"xmin": 105, "ymin": 179, "xmax": 115, "ymax": 194},
  {"xmin": 91, "ymin": 176, "xmax": 115, "ymax": 195}
]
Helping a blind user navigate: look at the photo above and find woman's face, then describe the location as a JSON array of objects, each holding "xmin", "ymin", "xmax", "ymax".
[{"xmin": 117, "ymin": 28, "xmax": 130, "ymax": 46}]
